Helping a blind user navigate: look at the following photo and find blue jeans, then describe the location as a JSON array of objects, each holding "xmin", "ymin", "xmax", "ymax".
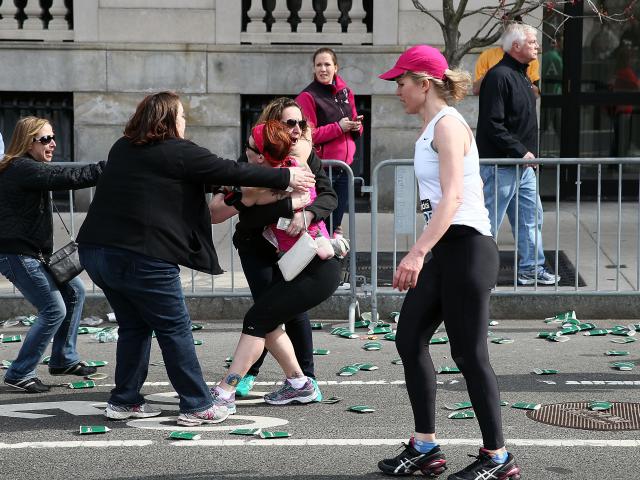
[
  {"xmin": 328, "ymin": 168, "xmax": 349, "ymax": 234},
  {"xmin": 0, "ymin": 254, "xmax": 85, "ymax": 382},
  {"xmin": 79, "ymin": 245, "xmax": 212, "ymax": 413},
  {"xmin": 480, "ymin": 165, "xmax": 545, "ymax": 273}
]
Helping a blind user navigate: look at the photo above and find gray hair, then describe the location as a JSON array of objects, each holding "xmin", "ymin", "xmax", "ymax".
[{"xmin": 501, "ymin": 23, "xmax": 537, "ymax": 53}]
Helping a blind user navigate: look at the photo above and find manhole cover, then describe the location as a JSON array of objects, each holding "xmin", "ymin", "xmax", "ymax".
[{"xmin": 527, "ymin": 402, "xmax": 640, "ymax": 431}]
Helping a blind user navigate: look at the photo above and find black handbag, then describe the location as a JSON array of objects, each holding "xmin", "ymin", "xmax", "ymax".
[{"xmin": 45, "ymin": 202, "xmax": 83, "ymax": 285}]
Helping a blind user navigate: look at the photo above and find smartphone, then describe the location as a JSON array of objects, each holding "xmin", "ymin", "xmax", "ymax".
[
  {"xmin": 353, "ymin": 115, "xmax": 364, "ymax": 122},
  {"xmin": 276, "ymin": 217, "xmax": 291, "ymax": 230}
]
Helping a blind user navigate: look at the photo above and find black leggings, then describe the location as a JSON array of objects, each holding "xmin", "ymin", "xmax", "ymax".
[
  {"xmin": 240, "ymin": 250, "xmax": 314, "ymax": 378},
  {"xmin": 241, "ymin": 255, "xmax": 342, "ymax": 366},
  {"xmin": 395, "ymin": 225, "xmax": 504, "ymax": 450}
]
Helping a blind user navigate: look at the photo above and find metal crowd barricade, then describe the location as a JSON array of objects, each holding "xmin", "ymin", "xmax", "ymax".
[
  {"xmin": 369, "ymin": 158, "xmax": 640, "ymax": 323},
  {"xmin": 1, "ymin": 161, "xmax": 361, "ymax": 331}
]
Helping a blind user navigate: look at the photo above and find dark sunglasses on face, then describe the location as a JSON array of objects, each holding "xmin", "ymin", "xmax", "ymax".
[
  {"xmin": 33, "ymin": 135, "xmax": 55, "ymax": 145},
  {"xmin": 283, "ymin": 119, "xmax": 307, "ymax": 130},
  {"xmin": 245, "ymin": 141, "xmax": 261, "ymax": 155}
]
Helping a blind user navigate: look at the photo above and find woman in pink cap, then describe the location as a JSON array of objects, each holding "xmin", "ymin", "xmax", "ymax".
[{"xmin": 377, "ymin": 46, "xmax": 521, "ymax": 480}]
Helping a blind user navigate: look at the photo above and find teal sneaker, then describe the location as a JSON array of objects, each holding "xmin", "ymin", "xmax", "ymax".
[
  {"xmin": 236, "ymin": 374, "xmax": 256, "ymax": 397},
  {"xmin": 310, "ymin": 377, "xmax": 323, "ymax": 402}
]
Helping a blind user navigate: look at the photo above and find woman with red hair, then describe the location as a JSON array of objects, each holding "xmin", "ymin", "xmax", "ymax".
[{"xmin": 208, "ymin": 120, "xmax": 342, "ymax": 412}]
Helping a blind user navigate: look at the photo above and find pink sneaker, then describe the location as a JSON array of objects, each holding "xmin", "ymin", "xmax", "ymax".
[{"xmin": 177, "ymin": 404, "xmax": 229, "ymax": 426}]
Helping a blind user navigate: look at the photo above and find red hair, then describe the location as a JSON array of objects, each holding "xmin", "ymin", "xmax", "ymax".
[{"xmin": 251, "ymin": 120, "xmax": 293, "ymax": 167}]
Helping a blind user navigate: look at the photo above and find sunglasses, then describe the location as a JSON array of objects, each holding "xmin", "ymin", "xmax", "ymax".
[
  {"xmin": 33, "ymin": 135, "xmax": 55, "ymax": 145},
  {"xmin": 245, "ymin": 141, "xmax": 261, "ymax": 155},
  {"xmin": 283, "ymin": 119, "xmax": 307, "ymax": 130}
]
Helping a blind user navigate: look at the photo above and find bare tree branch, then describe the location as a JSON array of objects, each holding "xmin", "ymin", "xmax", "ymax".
[{"xmin": 411, "ymin": 0, "xmax": 445, "ymax": 28}]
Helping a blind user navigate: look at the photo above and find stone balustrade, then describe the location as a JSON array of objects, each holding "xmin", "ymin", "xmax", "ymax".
[
  {"xmin": 243, "ymin": 0, "xmax": 372, "ymax": 45},
  {"xmin": 0, "ymin": 0, "xmax": 73, "ymax": 41}
]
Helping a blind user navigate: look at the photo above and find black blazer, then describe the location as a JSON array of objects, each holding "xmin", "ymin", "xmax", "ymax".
[{"xmin": 77, "ymin": 137, "xmax": 290, "ymax": 274}]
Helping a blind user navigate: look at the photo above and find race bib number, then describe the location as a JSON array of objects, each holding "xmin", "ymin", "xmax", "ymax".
[{"xmin": 420, "ymin": 198, "xmax": 433, "ymax": 225}]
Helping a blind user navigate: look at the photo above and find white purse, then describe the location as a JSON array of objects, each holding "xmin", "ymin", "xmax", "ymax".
[{"xmin": 277, "ymin": 209, "xmax": 318, "ymax": 281}]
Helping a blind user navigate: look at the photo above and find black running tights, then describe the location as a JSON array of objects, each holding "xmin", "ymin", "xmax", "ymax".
[{"xmin": 395, "ymin": 225, "xmax": 504, "ymax": 450}]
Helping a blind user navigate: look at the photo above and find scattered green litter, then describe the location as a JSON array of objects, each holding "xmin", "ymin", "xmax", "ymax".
[
  {"xmin": 444, "ymin": 401, "xmax": 473, "ymax": 411},
  {"xmin": 583, "ymin": 329, "xmax": 609, "ymax": 336},
  {"xmin": 429, "ymin": 337, "xmax": 448, "ymax": 345},
  {"xmin": 354, "ymin": 320, "xmax": 371, "ymax": 329},
  {"xmin": 348, "ymin": 405, "xmax": 375, "ymax": 413},
  {"xmin": 362, "ymin": 341, "xmax": 382, "ymax": 351},
  {"xmin": 605, "ymin": 351, "xmax": 630, "ymax": 356},
  {"xmin": 169, "ymin": 431, "xmax": 201, "ymax": 441},
  {"xmin": 191, "ymin": 324, "xmax": 203, "ymax": 331},
  {"xmin": 588, "ymin": 401, "xmax": 612, "ymax": 411},
  {"xmin": 545, "ymin": 311, "xmax": 577, "ymax": 323},
  {"xmin": 338, "ymin": 365, "xmax": 359, "ymax": 376},
  {"xmin": 360, "ymin": 312, "xmax": 379, "ymax": 323},
  {"xmin": 532, "ymin": 369, "xmax": 558, "ymax": 375},
  {"xmin": 77, "ymin": 327, "xmax": 104, "ymax": 335},
  {"xmin": 610, "ymin": 337, "xmax": 636, "ymax": 344},
  {"xmin": 448, "ymin": 410, "xmax": 475, "ymax": 419},
  {"xmin": 311, "ymin": 322, "xmax": 324, "ymax": 330},
  {"xmin": 230, "ymin": 428, "xmax": 261, "ymax": 436},
  {"xmin": 383, "ymin": 332, "xmax": 396, "ymax": 341},
  {"xmin": 79, "ymin": 426, "xmax": 110, "ymax": 435},
  {"xmin": 511, "ymin": 402, "xmax": 541, "ymax": 411},
  {"xmin": 391, "ymin": 358, "xmax": 403, "ymax": 365},
  {"xmin": 193, "ymin": 339, "xmax": 203, "ymax": 345},
  {"xmin": 2, "ymin": 335, "xmax": 22, "ymax": 343},
  {"xmin": 68, "ymin": 380, "xmax": 96, "ymax": 389},
  {"xmin": 312, "ymin": 349, "xmax": 330, "ymax": 355},
  {"xmin": 259, "ymin": 431, "xmax": 291, "ymax": 439},
  {"xmin": 611, "ymin": 362, "xmax": 635, "ymax": 371},
  {"xmin": 491, "ymin": 338, "xmax": 514, "ymax": 344},
  {"xmin": 437, "ymin": 366, "xmax": 461, "ymax": 374}
]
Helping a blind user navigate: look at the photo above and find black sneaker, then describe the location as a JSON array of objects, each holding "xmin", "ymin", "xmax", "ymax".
[
  {"xmin": 4, "ymin": 377, "xmax": 51, "ymax": 393},
  {"xmin": 379, "ymin": 441, "xmax": 447, "ymax": 476},
  {"xmin": 49, "ymin": 361, "xmax": 97, "ymax": 377},
  {"xmin": 447, "ymin": 449, "xmax": 521, "ymax": 480}
]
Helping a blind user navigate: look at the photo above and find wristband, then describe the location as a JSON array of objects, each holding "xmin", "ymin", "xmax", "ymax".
[{"xmin": 223, "ymin": 188, "xmax": 246, "ymax": 211}]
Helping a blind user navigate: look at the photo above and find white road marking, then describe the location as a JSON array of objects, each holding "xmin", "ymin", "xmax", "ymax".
[
  {"xmin": 126, "ymin": 414, "xmax": 288, "ymax": 432},
  {"xmin": 1, "ymin": 438, "xmax": 638, "ymax": 450},
  {"xmin": 0, "ymin": 440, "xmax": 153, "ymax": 449}
]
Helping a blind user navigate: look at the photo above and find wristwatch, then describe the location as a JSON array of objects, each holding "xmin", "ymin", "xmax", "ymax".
[{"xmin": 223, "ymin": 188, "xmax": 247, "ymax": 211}]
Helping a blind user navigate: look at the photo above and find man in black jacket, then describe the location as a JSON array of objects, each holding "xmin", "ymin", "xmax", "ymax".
[{"xmin": 476, "ymin": 22, "xmax": 560, "ymax": 286}]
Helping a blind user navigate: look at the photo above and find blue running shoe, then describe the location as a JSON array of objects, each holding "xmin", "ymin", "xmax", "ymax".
[
  {"xmin": 236, "ymin": 374, "xmax": 256, "ymax": 397},
  {"xmin": 310, "ymin": 377, "xmax": 323, "ymax": 402}
]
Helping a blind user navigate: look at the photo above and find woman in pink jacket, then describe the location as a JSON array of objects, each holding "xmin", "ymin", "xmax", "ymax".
[{"xmin": 296, "ymin": 47, "xmax": 362, "ymax": 236}]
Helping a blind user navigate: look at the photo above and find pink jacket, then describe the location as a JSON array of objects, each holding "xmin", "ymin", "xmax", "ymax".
[{"xmin": 296, "ymin": 74, "xmax": 362, "ymax": 165}]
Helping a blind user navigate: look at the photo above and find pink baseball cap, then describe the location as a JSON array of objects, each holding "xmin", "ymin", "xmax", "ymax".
[{"xmin": 379, "ymin": 45, "xmax": 449, "ymax": 81}]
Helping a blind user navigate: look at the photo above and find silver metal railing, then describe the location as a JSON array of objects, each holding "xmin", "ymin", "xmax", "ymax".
[
  {"xmin": 368, "ymin": 158, "xmax": 640, "ymax": 322},
  {"xmin": 0, "ymin": 160, "xmax": 360, "ymax": 328}
]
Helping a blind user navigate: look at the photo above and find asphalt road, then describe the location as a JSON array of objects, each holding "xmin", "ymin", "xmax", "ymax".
[{"xmin": 0, "ymin": 317, "xmax": 639, "ymax": 480}]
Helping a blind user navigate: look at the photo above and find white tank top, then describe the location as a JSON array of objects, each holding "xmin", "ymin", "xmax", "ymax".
[{"xmin": 414, "ymin": 106, "xmax": 492, "ymax": 236}]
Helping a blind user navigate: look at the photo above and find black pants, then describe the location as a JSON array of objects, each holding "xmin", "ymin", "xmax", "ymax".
[
  {"xmin": 240, "ymin": 251, "xmax": 339, "ymax": 378},
  {"xmin": 395, "ymin": 225, "xmax": 504, "ymax": 450},
  {"xmin": 243, "ymin": 255, "xmax": 341, "ymax": 338}
]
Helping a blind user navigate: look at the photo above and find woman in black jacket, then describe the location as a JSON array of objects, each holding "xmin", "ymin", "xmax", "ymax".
[
  {"xmin": 77, "ymin": 92, "xmax": 314, "ymax": 427},
  {"xmin": 0, "ymin": 116, "xmax": 104, "ymax": 393},
  {"xmin": 211, "ymin": 97, "xmax": 338, "ymax": 401}
]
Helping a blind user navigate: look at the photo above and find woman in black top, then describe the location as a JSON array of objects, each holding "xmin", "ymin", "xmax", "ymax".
[
  {"xmin": 77, "ymin": 91, "xmax": 314, "ymax": 427},
  {"xmin": 0, "ymin": 116, "xmax": 104, "ymax": 393},
  {"xmin": 211, "ymin": 97, "xmax": 338, "ymax": 400}
]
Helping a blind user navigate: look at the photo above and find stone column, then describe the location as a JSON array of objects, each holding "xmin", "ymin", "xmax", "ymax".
[
  {"xmin": 297, "ymin": 0, "xmax": 316, "ymax": 33},
  {"xmin": 246, "ymin": 0, "xmax": 267, "ymax": 33},
  {"xmin": 322, "ymin": 0, "xmax": 341, "ymax": 33},
  {"xmin": 0, "ymin": 2, "xmax": 19, "ymax": 30},
  {"xmin": 48, "ymin": 0, "xmax": 69, "ymax": 30},
  {"xmin": 270, "ymin": 0, "xmax": 291, "ymax": 33},
  {"xmin": 22, "ymin": 0, "xmax": 43, "ymax": 30},
  {"xmin": 348, "ymin": 0, "xmax": 366, "ymax": 34}
]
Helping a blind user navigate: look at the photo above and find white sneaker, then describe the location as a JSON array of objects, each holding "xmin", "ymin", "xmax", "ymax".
[
  {"xmin": 177, "ymin": 404, "xmax": 229, "ymax": 426},
  {"xmin": 104, "ymin": 402, "xmax": 162, "ymax": 420}
]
